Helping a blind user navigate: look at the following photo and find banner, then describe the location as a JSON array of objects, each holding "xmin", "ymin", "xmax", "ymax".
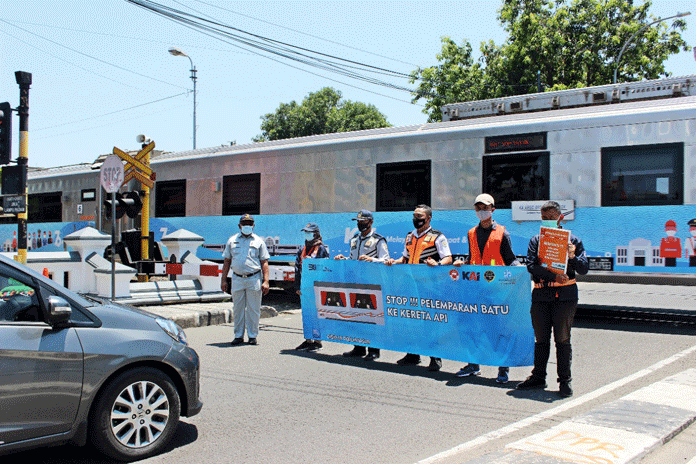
[{"xmin": 301, "ymin": 259, "xmax": 534, "ymax": 367}]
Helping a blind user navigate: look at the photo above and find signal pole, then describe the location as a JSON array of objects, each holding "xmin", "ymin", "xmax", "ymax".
[{"xmin": 14, "ymin": 71, "xmax": 31, "ymax": 265}]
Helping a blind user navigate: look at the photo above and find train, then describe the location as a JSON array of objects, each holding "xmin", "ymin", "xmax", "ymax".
[{"xmin": 3, "ymin": 74, "xmax": 695, "ymax": 285}]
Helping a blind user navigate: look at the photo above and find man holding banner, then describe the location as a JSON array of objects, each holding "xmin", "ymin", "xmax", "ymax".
[
  {"xmin": 336, "ymin": 210, "xmax": 389, "ymax": 361},
  {"xmin": 516, "ymin": 201, "xmax": 588, "ymax": 398},
  {"xmin": 453, "ymin": 193, "xmax": 519, "ymax": 384},
  {"xmin": 385, "ymin": 205, "xmax": 452, "ymax": 371}
]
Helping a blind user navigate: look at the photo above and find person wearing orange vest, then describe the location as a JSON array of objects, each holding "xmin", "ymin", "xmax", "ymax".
[
  {"xmin": 294, "ymin": 222, "xmax": 331, "ymax": 352},
  {"xmin": 516, "ymin": 201, "xmax": 588, "ymax": 398},
  {"xmin": 453, "ymin": 193, "xmax": 519, "ymax": 383},
  {"xmin": 385, "ymin": 205, "xmax": 452, "ymax": 371}
]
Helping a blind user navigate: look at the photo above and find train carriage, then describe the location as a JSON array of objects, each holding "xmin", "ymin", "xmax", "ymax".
[{"xmin": 7, "ymin": 75, "xmax": 696, "ymax": 280}]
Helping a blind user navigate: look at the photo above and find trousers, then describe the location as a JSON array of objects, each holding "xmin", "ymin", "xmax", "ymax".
[
  {"xmin": 231, "ymin": 275, "xmax": 262, "ymax": 339},
  {"xmin": 530, "ymin": 299, "xmax": 577, "ymax": 383}
]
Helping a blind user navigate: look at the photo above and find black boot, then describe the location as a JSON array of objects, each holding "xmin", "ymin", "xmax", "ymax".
[{"xmin": 557, "ymin": 343, "xmax": 573, "ymax": 397}]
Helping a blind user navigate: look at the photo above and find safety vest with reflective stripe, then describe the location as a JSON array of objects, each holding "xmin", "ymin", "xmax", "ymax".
[
  {"xmin": 405, "ymin": 229, "xmax": 443, "ymax": 264},
  {"xmin": 468, "ymin": 225, "xmax": 505, "ymax": 266}
]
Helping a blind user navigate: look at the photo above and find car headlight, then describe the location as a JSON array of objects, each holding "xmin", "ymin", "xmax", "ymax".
[{"xmin": 156, "ymin": 318, "xmax": 188, "ymax": 345}]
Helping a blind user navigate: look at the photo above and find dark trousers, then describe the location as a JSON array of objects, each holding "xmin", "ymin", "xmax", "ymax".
[{"xmin": 530, "ymin": 299, "xmax": 577, "ymax": 383}]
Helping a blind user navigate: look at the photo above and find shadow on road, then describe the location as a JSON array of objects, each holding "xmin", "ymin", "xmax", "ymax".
[{"xmin": 0, "ymin": 421, "xmax": 198, "ymax": 463}]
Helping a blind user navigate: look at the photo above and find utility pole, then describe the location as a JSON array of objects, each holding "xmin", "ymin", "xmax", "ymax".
[{"xmin": 14, "ymin": 71, "xmax": 31, "ymax": 265}]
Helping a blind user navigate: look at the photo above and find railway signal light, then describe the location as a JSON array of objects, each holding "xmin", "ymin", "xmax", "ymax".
[
  {"xmin": 104, "ymin": 191, "xmax": 143, "ymax": 220},
  {"xmin": 0, "ymin": 102, "xmax": 12, "ymax": 165}
]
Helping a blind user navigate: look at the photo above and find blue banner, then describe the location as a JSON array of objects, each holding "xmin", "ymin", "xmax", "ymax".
[{"xmin": 301, "ymin": 259, "xmax": 534, "ymax": 367}]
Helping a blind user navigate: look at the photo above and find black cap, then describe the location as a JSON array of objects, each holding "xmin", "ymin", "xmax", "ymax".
[
  {"xmin": 688, "ymin": 218, "xmax": 696, "ymax": 227},
  {"xmin": 352, "ymin": 209, "xmax": 373, "ymax": 221},
  {"xmin": 239, "ymin": 214, "xmax": 254, "ymax": 225},
  {"xmin": 301, "ymin": 222, "xmax": 320, "ymax": 233}
]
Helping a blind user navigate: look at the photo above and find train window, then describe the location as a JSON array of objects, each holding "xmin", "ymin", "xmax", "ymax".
[
  {"xmin": 81, "ymin": 189, "xmax": 96, "ymax": 202},
  {"xmin": 482, "ymin": 153, "xmax": 549, "ymax": 209},
  {"xmin": 155, "ymin": 179, "xmax": 186, "ymax": 217},
  {"xmin": 376, "ymin": 160, "xmax": 431, "ymax": 212},
  {"xmin": 602, "ymin": 143, "xmax": 683, "ymax": 207},
  {"xmin": 222, "ymin": 173, "xmax": 260, "ymax": 216},
  {"xmin": 28, "ymin": 192, "xmax": 62, "ymax": 223}
]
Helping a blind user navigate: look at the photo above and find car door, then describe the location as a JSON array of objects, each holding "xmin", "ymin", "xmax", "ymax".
[{"xmin": 0, "ymin": 263, "xmax": 83, "ymax": 445}]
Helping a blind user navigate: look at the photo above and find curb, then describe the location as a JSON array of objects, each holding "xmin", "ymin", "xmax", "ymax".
[
  {"xmin": 139, "ymin": 303, "xmax": 279, "ymax": 329},
  {"xmin": 462, "ymin": 368, "xmax": 696, "ymax": 464}
]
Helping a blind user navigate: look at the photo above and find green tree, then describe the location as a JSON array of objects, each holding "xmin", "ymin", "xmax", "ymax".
[
  {"xmin": 254, "ymin": 87, "xmax": 390, "ymax": 141},
  {"xmin": 411, "ymin": 0, "xmax": 689, "ymax": 121}
]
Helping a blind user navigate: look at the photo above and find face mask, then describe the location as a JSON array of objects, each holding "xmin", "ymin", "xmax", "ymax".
[
  {"xmin": 413, "ymin": 218, "xmax": 426, "ymax": 229},
  {"xmin": 476, "ymin": 210, "xmax": 492, "ymax": 221},
  {"xmin": 691, "ymin": 230, "xmax": 696, "ymax": 237},
  {"xmin": 304, "ymin": 232, "xmax": 315, "ymax": 241},
  {"xmin": 241, "ymin": 225, "xmax": 253, "ymax": 235},
  {"xmin": 357, "ymin": 221, "xmax": 371, "ymax": 232},
  {"xmin": 541, "ymin": 220, "xmax": 558, "ymax": 229},
  {"xmin": 666, "ymin": 230, "xmax": 676, "ymax": 237}
]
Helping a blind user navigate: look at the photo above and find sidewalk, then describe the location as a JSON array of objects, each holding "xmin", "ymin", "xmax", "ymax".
[{"xmin": 461, "ymin": 368, "xmax": 696, "ymax": 464}]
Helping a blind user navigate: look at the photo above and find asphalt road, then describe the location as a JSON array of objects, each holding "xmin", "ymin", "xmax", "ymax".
[{"xmin": 4, "ymin": 307, "xmax": 696, "ymax": 464}]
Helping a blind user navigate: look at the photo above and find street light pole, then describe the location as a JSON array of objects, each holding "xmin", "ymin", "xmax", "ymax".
[
  {"xmin": 613, "ymin": 12, "xmax": 691, "ymax": 84},
  {"xmin": 168, "ymin": 47, "xmax": 197, "ymax": 149}
]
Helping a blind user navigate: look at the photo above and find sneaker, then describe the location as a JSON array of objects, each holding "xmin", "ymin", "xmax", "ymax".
[
  {"xmin": 230, "ymin": 337, "xmax": 244, "ymax": 346},
  {"xmin": 559, "ymin": 381, "xmax": 573, "ymax": 398},
  {"xmin": 343, "ymin": 347, "xmax": 367, "ymax": 357},
  {"xmin": 396, "ymin": 353, "xmax": 421, "ymax": 366},
  {"xmin": 455, "ymin": 364, "xmax": 481, "ymax": 377},
  {"xmin": 295, "ymin": 340, "xmax": 313, "ymax": 351},
  {"xmin": 428, "ymin": 357, "xmax": 442, "ymax": 371},
  {"xmin": 247, "ymin": 338, "xmax": 258, "ymax": 345},
  {"xmin": 306, "ymin": 341, "xmax": 322, "ymax": 352},
  {"xmin": 496, "ymin": 368, "xmax": 509, "ymax": 384},
  {"xmin": 516, "ymin": 375, "xmax": 547, "ymax": 390},
  {"xmin": 364, "ymin": 351, "xmax": 380, "ymax": 361}
]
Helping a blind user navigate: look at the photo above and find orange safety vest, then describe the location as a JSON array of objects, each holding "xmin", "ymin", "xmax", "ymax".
[
  {"xmin": 405, "ymin": 230, "xmax": 442, "ymax": 264},
  {"xmin": 468, "ymin": 225, "xmax": 505, "ymax": 266}
]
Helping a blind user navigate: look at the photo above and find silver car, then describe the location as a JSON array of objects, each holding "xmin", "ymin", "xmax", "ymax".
[{"xmin": 0, "ymin": 253, "xmax": 202, "ymax": 460}]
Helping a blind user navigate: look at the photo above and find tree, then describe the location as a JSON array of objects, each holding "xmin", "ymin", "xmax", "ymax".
[
  {"xmin": 254, "ymin": 87, "xmax": 390, "ymax": 141},
  {"xmin": 411, "ymin": 0, "xmax": 689, "ymax": 121}
]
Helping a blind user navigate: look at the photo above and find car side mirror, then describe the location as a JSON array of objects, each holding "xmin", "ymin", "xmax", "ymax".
[{"xmin": 47, "ymin": 295, "xmax": 72, "ymax": 328}]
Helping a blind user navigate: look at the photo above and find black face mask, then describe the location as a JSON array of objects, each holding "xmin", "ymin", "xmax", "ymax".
[
  {"xmin": 357, "ymin": 221, "xmax": 371, "ymax": 232},
  {"xmin": 413, "ymin": 218, "xmax": 426, "ymax": 229}
]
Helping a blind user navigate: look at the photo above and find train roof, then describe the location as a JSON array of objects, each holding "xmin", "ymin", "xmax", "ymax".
[{"xmin": 28, "ymin": 76, "xmax": 696, "ymax": 179}]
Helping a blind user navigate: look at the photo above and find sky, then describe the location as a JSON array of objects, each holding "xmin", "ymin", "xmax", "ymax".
[{"xmin": 1, "ymin": 0, "xmax": 694, "ymax": 169}]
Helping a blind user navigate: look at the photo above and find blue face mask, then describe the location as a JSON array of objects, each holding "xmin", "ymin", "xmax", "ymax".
[
  {"xmin": 241, "ymin": 225, "xmax": 253, "ymax": 235},
  {"xmin": 304, "ymin": 232, "xmax": 315, "ymax": 241},
  {"xmin": 541, "ymin": 220, "xmax": 558, "ymax": 228}
]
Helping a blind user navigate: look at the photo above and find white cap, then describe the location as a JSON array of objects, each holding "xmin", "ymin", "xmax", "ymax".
[{"xmin": 474, "ymin": 193, "xmax": 495, "ymax": 206}]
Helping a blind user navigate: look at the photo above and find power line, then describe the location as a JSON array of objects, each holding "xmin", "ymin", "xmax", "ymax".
[{"xmin": 0, "ymin": 19, "xmax": 187, "ymax": 91}]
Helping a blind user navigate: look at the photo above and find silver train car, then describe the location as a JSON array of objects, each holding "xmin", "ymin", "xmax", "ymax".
[{"xmin": 15, "ymin": 75, "xmax": 696, "ymax": 277}]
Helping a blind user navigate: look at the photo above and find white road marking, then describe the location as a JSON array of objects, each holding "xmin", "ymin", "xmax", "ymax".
[{"xmin": 417, "ymin": 342, "xmax": 696, "ymax": 464}]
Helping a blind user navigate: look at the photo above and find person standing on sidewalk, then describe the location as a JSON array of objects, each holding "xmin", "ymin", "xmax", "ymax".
[
  {"xmin": 453, "ymin": 193, "xmax": 519, "ymax": 383},
  {"xmin": 385, "ymin": 205, "xmax": 452, "ymax": 371},
  {"xmin": 335, "ymin": 209, "xmax": 389, "ymax": 361},
  {"xmin": 221, "ymin": 214, "xmax": 270, "ymax": 346},
  {"xmin": 516, "ymin": 201, "xmax": 588, "ymax": 398},
  {"xmin": 294, "ymin": 222, "xmax": 330, "ymax": 352}
]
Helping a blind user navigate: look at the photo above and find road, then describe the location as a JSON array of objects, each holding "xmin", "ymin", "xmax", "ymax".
[{"xmin": 3, "ymin": 304, "xmax": 696, "ymax": 464}]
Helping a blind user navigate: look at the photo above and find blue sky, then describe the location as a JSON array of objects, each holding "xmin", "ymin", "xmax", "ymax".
[{"xmin": 1, "ymin": 0, "xmax": 694, "ymax": 168}]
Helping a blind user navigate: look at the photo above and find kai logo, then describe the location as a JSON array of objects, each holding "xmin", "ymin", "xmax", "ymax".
[
  {"xmin": 484, "ymin": 270, "xmax": 496, "ymax": 282},
  {"xmin": 449, "ymin": 269, "xmax": 460, "ymax": 281},
  {"xmin": 504, "ymin": 270, "xmax": 512, "ymax": 279},
  {"xmin": 461, "ymin": 271, "xmax": 480, "ymax": 281}
]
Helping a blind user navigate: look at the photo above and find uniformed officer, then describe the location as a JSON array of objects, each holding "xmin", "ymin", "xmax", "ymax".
[
  {"xmin": 335, "ymin": 209, "xmax": 389, "ymax": 360},
  {"xmin": 221, "ymin": 214, "xmax": 270, "ymax": 346},
  {"xmin": 385, "ymin": 205, "xmax": 453, "ymax": 371}
]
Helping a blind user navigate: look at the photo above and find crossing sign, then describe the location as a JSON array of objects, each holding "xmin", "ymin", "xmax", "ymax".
[{"xmin": 113, "ymin": 141, "xmax": 156, "ymax": 189}]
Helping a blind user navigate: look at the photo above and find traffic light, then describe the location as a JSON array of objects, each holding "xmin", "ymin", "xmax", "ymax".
[
  {"xmin": 104, "ymin": 191, "xmax": 143, "ymax": 220},
  {"xmin": 0, "ymin": 102, "xmax": 12, "ymax": 165},
  {"xmin": 119, "ymin": 190, "xmax": 143, "ymax": 218}
]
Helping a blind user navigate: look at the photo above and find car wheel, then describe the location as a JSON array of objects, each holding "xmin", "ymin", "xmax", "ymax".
[{"xmin": 90, "ymin": 367, "xmax": 181, "ymax": 461}]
